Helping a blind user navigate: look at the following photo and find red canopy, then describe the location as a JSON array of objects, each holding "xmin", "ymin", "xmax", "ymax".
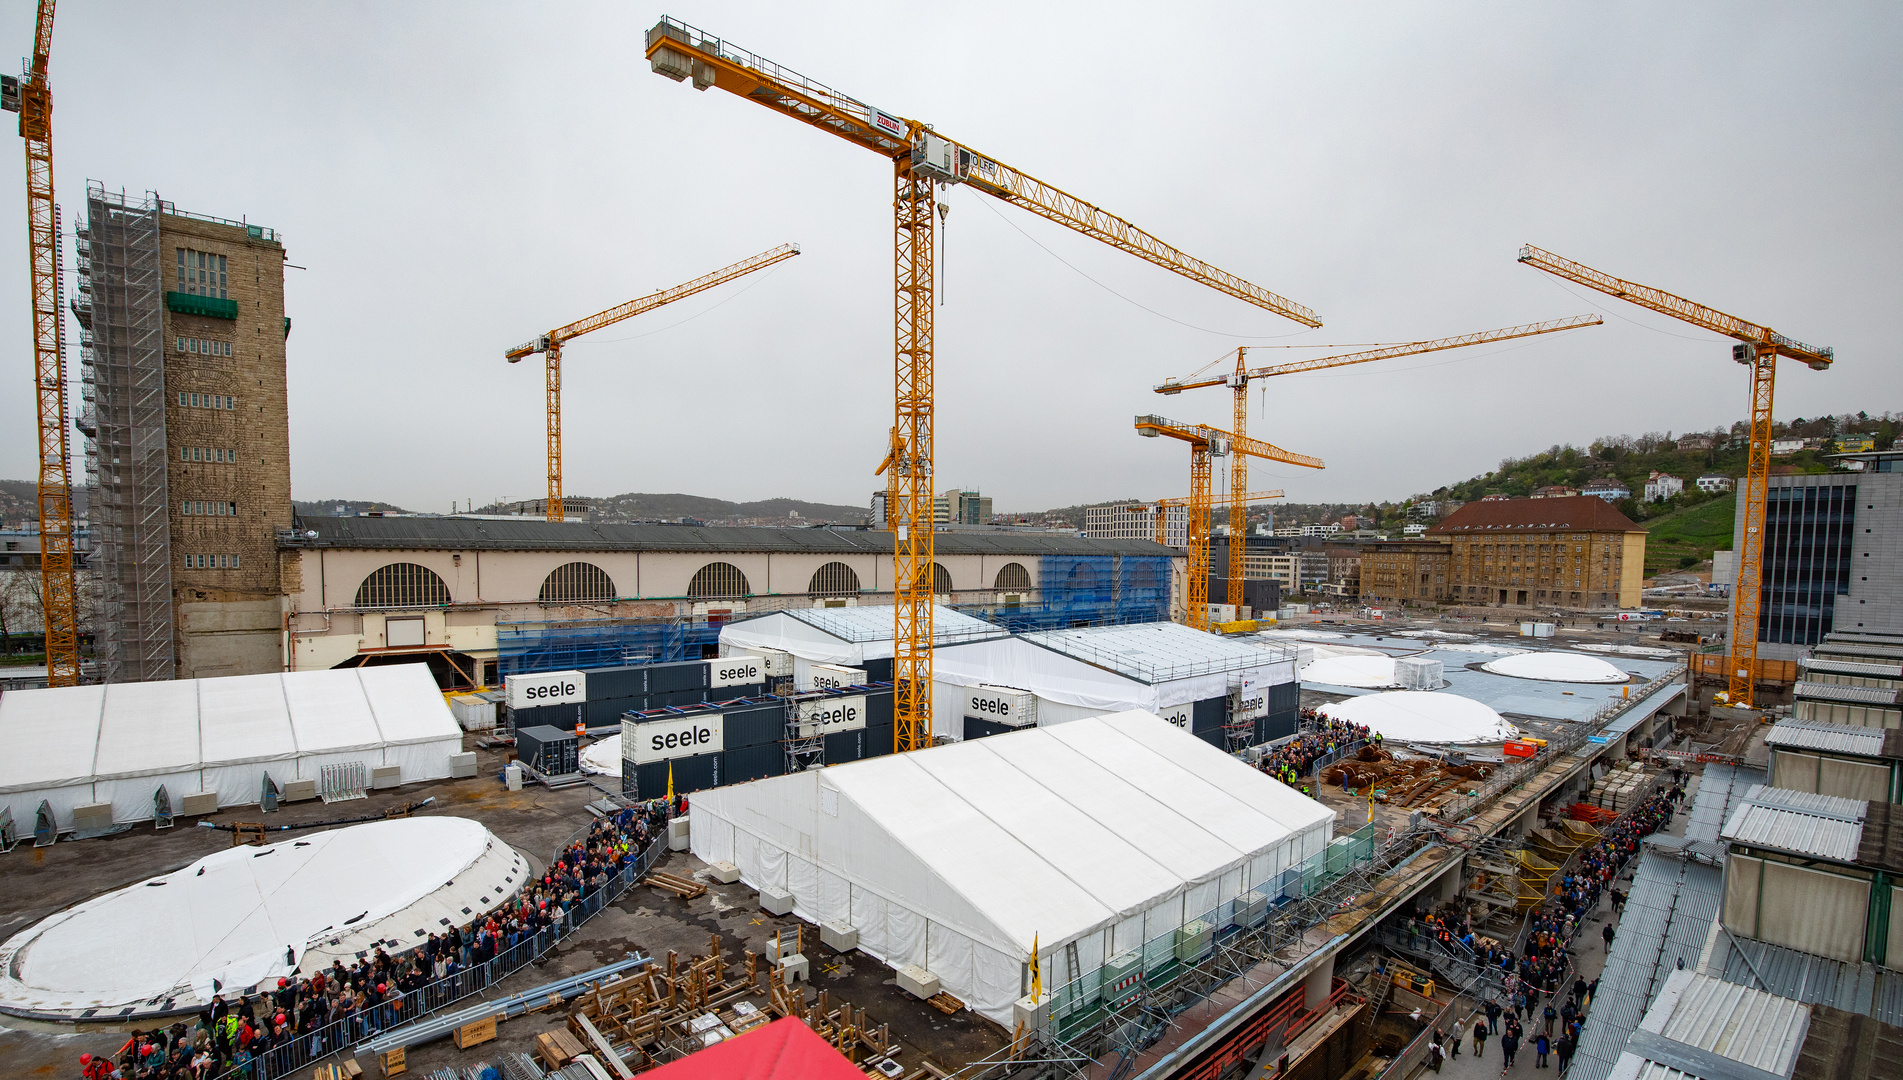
[{"xmin": 640, "ymin": 1017, "xmax": 869, "ymax": 1080}]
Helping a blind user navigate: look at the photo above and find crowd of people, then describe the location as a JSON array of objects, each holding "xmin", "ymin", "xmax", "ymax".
[
  {"xmin": 1417, "ymin": 773, "xmax": 1688, "ymax": 1076},
  {"xmin": 1257, "ymin": 712, "xmax": 1375, "ymax": 792},
  {"xmin": 79, "ymin": 800, "xmax": 676, "ymax": 1080}
]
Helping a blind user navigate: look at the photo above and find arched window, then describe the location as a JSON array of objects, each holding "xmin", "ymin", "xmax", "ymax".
[
  {"xmin": 354, "ymin": 562, "xmax": 450, "ymax": 608},
  {"xmin": 993, "ymin": 562, "xmax": 1031, "ymax": 591},
  {"xmin": 688, "ymin": 562, "xmax": 751, "ymax": 598},
  {"xmin": 808, "ymin": 562, "xmax": 862, "ymax": 595},
  {"xmin": 540, "ymin": 562, "xmax": 616, "ymax": 603},
  {"xmin": 915, "ymin": 562, "xmax": 953, "ymax": 595}
]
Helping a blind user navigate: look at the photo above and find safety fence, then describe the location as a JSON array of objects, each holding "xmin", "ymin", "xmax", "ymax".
[
  {"xmin": 1032, "ymin": 822, "xmax": 1379, "ymax": 1042},
  {"xmin": 207, "ymin": 813, "xmax": 674, "ymax": 1080}
]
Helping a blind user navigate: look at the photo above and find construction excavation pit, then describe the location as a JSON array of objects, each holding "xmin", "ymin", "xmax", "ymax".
[{"xmin": 1319, "ymin": 743, "xmax": 1495, "ymax": 813}]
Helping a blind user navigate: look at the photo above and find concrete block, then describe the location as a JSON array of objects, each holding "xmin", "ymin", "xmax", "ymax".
[
  {"xmin": 71, "ymin": 802, "xmax": 114, "ymax": 831},
  {"xmin": 820, "ymin": 922, "xmax": 858, "ymax": 952},
  {"xmin": 280, "ymin": 778, "xmax": 317, "ymax": 803},
  {"xmin": 759, "ymin": 887, "xmax": 794, "ymax": 916},
  {"xmin": 777, "ymin": 953, "xmax": 809, "ymax": 984},
  {"xmin": 896, "ymin": 964, "xmax": 939, "ymax": 1000},
  {"xmin": 709, "ymin": 860, "xmax": 741, "ymax": 884},
  {"xmin": 668, "ymin": 816, "xmax": 691, "ymax": 851},
  {"xmin": 179, "ymin": 791, "xmax": 219, "ymax": 816},
  {"xmin": 1013, "ymin": 993, "xmax": 1049, "ymax": 1033},
  {"xmin": 370, "ymin": 765, "xmax": 401, "ymax": 790},
  {"xmin": 448, "ymin": 751, "xmax": 479, "ymax": 779}
]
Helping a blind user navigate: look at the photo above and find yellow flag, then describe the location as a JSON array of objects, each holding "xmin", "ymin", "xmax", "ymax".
[
  {"xmin": 666, "ymin": 760, "xmax": 675, "ymax": 802},
  {"xmin": 1368, "ymin": 786, "xmax": 1375, "ymax": 824},
  {"xmin": 1029, "ymin": 933, "xmax": 1042, "ymax": 1003}
]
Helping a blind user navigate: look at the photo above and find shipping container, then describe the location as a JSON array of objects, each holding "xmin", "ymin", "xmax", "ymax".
[
  {"xmin": 1192, "ymin": 697, "xmax": 1227, "ymax": 735},
  {"xmin": 959, "ymin": 684, "xmax": 1039, "ymax": 729},
  {"xmin": 1194, "ymin": 728, "xmax": 1226, "ymax": 750},
  {"xmin": 863, "ymin": 658, "xmax": 894, "ymax": 683},
  {"xmin": 516, "ymin": 725, "xmax": 579, "ymax": 776},
  {"xmin": 867, "ymin": 684, "xmax": 895, "ymax": 727},
  {"xmin": 824, "ymin": 728, "xmax": 865, "ymax": 764},
  {"xmin": 586, "ymin": 695, "xmax": 646, "ymax": 727},
  {"xmin": 585, "ymin": 666, "xmax": 648, "ymax": 699},
  {"xmin": 449, "ymin": 693, "xmax": 500, "ymax": 731},
  {"xmin": 722, "ymin": 742, "xmax": 785, "ymax": 785},
  {"xmin": 863, "ymin": 723, "xmax": 895, "ymax": 758},
  {"xmin": 720, "ymin": 701, "xmax": 786, "ymax": 750},
  {"xmin": 963, "ymin": 717, "xmax": 1021, "ymax": 741},
  {"xmin": 511, "ymin": 701, "xmax": 582, "ymax": 734},
  {"xmin": 646, "ymin": 659, "xmax": 712, "ymax": 694},
  {"xmin": 802, "ymin": 662, "xmax": 865, "ymax": 692},
  {"xmin": 622, "ymin": 750, "xmax": 722, "ymax": 801}
]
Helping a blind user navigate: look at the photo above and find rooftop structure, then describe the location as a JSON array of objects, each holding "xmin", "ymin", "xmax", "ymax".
[{"xmin": 1431, "ymin": 495, "xmax": 1646, "ymax": 610}]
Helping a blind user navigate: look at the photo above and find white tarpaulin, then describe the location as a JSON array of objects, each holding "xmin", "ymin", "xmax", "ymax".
[
  {"xmin": 689, "ymin": 711, "xmax": 1334, "ymax": 1025},
  {"xmin": 1482, "ymin": 652, "xmax": 1630, "ymax": 684},
  {"xmin": 1318, "ymin": 692, "xmax": 1520, "ymax": 744},
  {"xmin": 930, "ymin": 625, "xmax": 1297, "ymax": 729},
  {"xmin": 0, "ymin": 664, "xmax": 461, "ymax": 830},
  {"xmin": 717, "ymin": 605, "xmax": 1001, "ymax": 666},
  {"xmin": 0, "ymin": 817, "xmax": 523, "ymax": 1017}
]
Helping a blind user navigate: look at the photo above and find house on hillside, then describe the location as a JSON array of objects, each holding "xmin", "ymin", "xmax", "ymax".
[
  {"xmin": 1696, "ymin": 473, "xmax": 1734, "ymax": 494},
  {"xmin": 1581, "ymin": 477, "xmax": 1631, "ymax": 502},
  {"xmin": 1480, "ymin": 494, "xmax": 1514, "ymax": 501},
  {"xmin": 1770, "ymin": 438, "xmax": 1804, "ymax": 455},
  {"xmin": 1643, "ymin": 472, "xmax": 1684, "ymax": 503},
  {"xmin": 1677, "ymin": 433, "xmax": 1715, "ymax": 451},
  {"xmin": 1532, "ymin": 485, "xmax": 1579, "ymax": 499}
]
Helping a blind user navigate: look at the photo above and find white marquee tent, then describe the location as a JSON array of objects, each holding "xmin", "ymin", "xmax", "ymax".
[
  {"xmin": 689, "ymin": 711, "xmax": 1334, "ymax": 1025},
  {"xmin": 0, "ymin": 664, "xmax": 462, "ymax": 831},
  {"xmin": 719, "ymin": 605, "xmax": 1002, "ymax": 667},
  {"xmin": 929, "ymin": 622, "xmax": 1298, "ymax": 732}
]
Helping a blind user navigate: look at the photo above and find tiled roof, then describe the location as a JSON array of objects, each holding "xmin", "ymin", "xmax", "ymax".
[{"xmin": 1428, "ymin": 495, "xmax": 1642, "ymax": 535}]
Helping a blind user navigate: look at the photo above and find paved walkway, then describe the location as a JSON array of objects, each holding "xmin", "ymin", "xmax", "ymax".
[{"xmin": 1411, "ymin": 770, "xmax": 1700, "ymax": 1080}]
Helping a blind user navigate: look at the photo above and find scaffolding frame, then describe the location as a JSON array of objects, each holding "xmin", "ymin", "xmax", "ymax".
[{"xmin": 77, "ymin": 186, "xmax": 174, "ymax": 683}]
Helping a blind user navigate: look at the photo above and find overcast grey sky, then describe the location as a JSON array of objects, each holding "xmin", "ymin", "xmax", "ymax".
[{"xmin": 0, "ymin": 2, "xmax": 1896, "ymax": 514}]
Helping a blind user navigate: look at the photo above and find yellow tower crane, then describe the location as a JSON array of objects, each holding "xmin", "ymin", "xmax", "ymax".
[
  {"xmin": 646, "ymin": 18, "xmax": 1319, "ymax": 752},
  {"xmin": 1128, "ymin": 490, "xmax": 1285, "ymax": 547},
  {"xmin": 506, "ymin": 242, "xmax": 801, "ymax": 522},
  {"xmin": 1, "ymin": 0, "xmax": 80, "ymax": 686},
  {"xmin": 1517, "ymin": 245, "xmax": 1833, "ymax": 707},
  {"xmin": 1134, "ymin": 415, "xmax": 1323, "ymax": 630},
  {"xmin": 1156, "ymin": 315, "xmax": 1604, "ymax": 611}
]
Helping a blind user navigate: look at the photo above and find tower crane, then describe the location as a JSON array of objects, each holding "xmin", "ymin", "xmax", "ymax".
[
  {"xmin": 1134, "ymin": 415, "xmax": 1323, "ymax": 630},
  {"xmin": 1156, "ymin": 315, "xmax": 1604, "ymax": 612},
  {"xmin": 1, "ymin": 0, "xmax": 80, "ymax": 686},
  {"xmin": 1127, "ymin": 489, "xmax": 1285, "ymax": 547},
  {"xmin": 1517, "ymin": 245, "xmax": 1833, "ymax": 707},
  {"xmin": 506, "ymin": 242, "xmax": 800, "ymax": 522},
  {"xmin": 646, "ymin": 18, "xmax": 1319, "ymax": 752}
]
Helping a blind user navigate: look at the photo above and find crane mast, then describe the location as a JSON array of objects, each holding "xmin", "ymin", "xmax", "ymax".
[
  {"xmin": 506, "ymin": 243, "xmax": 799, "ymax": 522},
  {"xmin": 1518, "ymin": 246, "xmax": 1831, "ymax": 708},
  {"xmin": 3, "ymin": 0, "xmax": 80, "ymax": 686},
  {"xmin": 1155, "ymin": 315, "xmax": 1603, "ymax": 613},
  {"xmin": 647, "ymin": 17, "xmax": 1318, "ymax": 751}
]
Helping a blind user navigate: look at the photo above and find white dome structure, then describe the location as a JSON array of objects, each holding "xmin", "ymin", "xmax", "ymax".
[
  {"xmin": 0, "ymin": 817, "xmax": 523, "ymax": 1019},
  {"xmin": 1318, "ymin": 692, "xmax": 1520, "ymax": 745},
  {"xmin": 1299, "ymin": 655, "xmax": 1401, "ymax": 689},
  {"xmin": 580, "ymin": 733, "xmax": 624, "ymax": 777},
  {"xmin": 1481, "ymin": 651, "xmax": 1629, "ymax": 684}
]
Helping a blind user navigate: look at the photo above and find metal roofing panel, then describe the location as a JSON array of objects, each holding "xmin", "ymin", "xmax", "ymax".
[
  {"xmin": 1736, "ymin": 785, "xmax": 1868, "ymax": 821},
  {"xmin": 1654, "ymin": 971, "xmax": 1809, "ymax": 1074},
  {"xmin": 1720, "ymin": 804, "xmax": 1864, "ymax": 861},
  {"xmin": 1799, "ymin": 656, "xmax": 1903, "ymax": 680},
  {"xmin": 1814, "ymin": 642, "xmax": 1903, "ymax": 662},
  {"xmin": 1717, "ymin": 937, "xmax": 1903, "ymax": 1028},
  {"xmin": 281, "ymin": 515, "xmax": 1176, "ymax": 557},
  {"xmin": 1686, "ymin": 764, "xmax": 1768, "ymax": 848},
  {"xmin": 1762, "ymin": 720, "xmax": 1888, "ymax": 756},
  {"xmin": 1793, "ymin": 681, "xmax": 1902, "ymax": 706}
]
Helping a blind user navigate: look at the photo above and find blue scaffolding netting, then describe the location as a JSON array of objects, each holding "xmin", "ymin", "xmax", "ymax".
[
  {"xmin": 497, "ymin": 616, "xmax": 723, "ymax": 679},
  {"xmin": 955, "ymin": 554, "xmax": 1172, "ymax": 633}
]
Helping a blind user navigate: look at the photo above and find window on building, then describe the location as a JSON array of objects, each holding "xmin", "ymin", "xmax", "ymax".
[
  {"xmin": 354, "ymin": 562, "xmax": 451, "ymax": 608},
  {"xmin": 993, "ymin": 562, "xmax": 1032, "ymax": 591},
  {"xmin": 176, "ymin": 249, "xmax": 229, "ymax": 299},
  {"xmin": 539, "ymin": 561, "xmax": 616, "ymax": 603},
  {"xmin": 807, "ymin": 562, "xmax": 862, "ymax": 595},
  {"xmin": 686, "ymin": 562, "xmax": 750, "ymax": 599}
]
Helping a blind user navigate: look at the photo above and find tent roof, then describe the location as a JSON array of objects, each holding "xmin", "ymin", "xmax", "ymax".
[
  {"xmin": 719, "ymin": 605, "xmax": 1002, "ymax": 664},
  {"xmin": 1021, "ymin": 622, "xmax": 1294, "ymax": 684},
  {"xmin": 641, "ymin": 1018, "xmax": 865, "ymax": 1080},
  {"xmin": 0, "ymin": 665, "xmax": 457, "ymax": 795},
  {"xmin": 696, "ymin": 711, "xmax": 1333, "ymax": 954},
  {"xmin": 1318, "ymin": 692, "xmax": 1520, "ymax": 744}
]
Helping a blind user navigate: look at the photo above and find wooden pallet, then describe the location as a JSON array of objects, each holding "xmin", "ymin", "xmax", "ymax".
[
  {"xmin": 647, "ymin": 870, "xmax": 707, "ymax": 900},
  {"xmin": 926, "ymin": 991, "xmax": 965, "ymax": 1015}
]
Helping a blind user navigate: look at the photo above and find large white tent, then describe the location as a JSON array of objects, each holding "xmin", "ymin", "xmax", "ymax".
[
  {"xmin": 1318, "ymin": 692, "xmax": 1520, "ymax": 744},
  {"xmin": 689, "ymin": 711, "xmax": 1334, "ymax": 1025},
  {"xmin": 0, "ymin": 664, "xmax": 462, "ymax": 830},
  {"xmin": 719, "ymin": 605, "xmax": 1002, "ymax": 667},
  {"xmin": 1481, "ymin": 652, "xmax": 1630, "ymax": 684},
  {"xmin": 929, "ymin": 622, "xmax": 1298, "ymax": 731}
]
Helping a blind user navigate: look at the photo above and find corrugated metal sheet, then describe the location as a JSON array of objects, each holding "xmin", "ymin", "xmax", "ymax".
[
  {"xmin": 1763, "ymin": 719, "xmax": 1889, "ymax": 757},
  {"xmin": 1717, "ymin": 936, "xmax": 1903, "ymax": 1028},
  {"xmin": 1816, "ymin": 642, "xmax": 1903, "ymax": 663},
  {"xmin": 1656, "ymin": 971, "xmax": 1809, "ymax": 1073},
  {"xmin": 1800, "ymin": 656, "xmax": 1903, "ymax": 680},
  {"xmin": 1721, "ymin": 804, "xmax": 1864, "ymax": 862},
  {"xmin": 1794, "ymin": 681, "xmax": 1903, "ymax": 706},
  {"xmin": 281, "ymin": 515, "xmax": 1175, "ymax": 557},
  {"xmin": 1571, "ymin": 855, "xmax": 1727, "ymax": 1080},
  {"xmin": 1737, "ymin": 784, "xmax": 1869, "ymax": 822},
  {"xmin": 1685, "ymin": 764, "xmax": 1767, "ymax": 848}
]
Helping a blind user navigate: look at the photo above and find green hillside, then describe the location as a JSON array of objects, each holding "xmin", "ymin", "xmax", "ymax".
[{"xmin": 1642, "ymin": 494, "xmax": 1735, "ymax": 576}]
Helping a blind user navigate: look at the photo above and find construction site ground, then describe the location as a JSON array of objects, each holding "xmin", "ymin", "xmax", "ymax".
[{"xmin": 0, "ymin": 743, "xmax": 1003, "ymax": 1079}]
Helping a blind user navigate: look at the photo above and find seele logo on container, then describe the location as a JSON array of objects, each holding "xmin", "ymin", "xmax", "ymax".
[
  {"xmin": 629, "ymin": 713, "xmax": 726, "ymax": 765},
  {"xmin": 794, "ymin": 695, "xmax": 866, "ymax": 738}
]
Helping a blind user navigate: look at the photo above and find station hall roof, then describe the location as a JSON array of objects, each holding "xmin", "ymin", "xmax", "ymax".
[
  {"xmin": 280, "ymin": 515, "xmax": 1177, "ymax": 557},
  {"xmin": 1429, "ymin": 495, "xmax": 1642, "ymax": 535}
]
